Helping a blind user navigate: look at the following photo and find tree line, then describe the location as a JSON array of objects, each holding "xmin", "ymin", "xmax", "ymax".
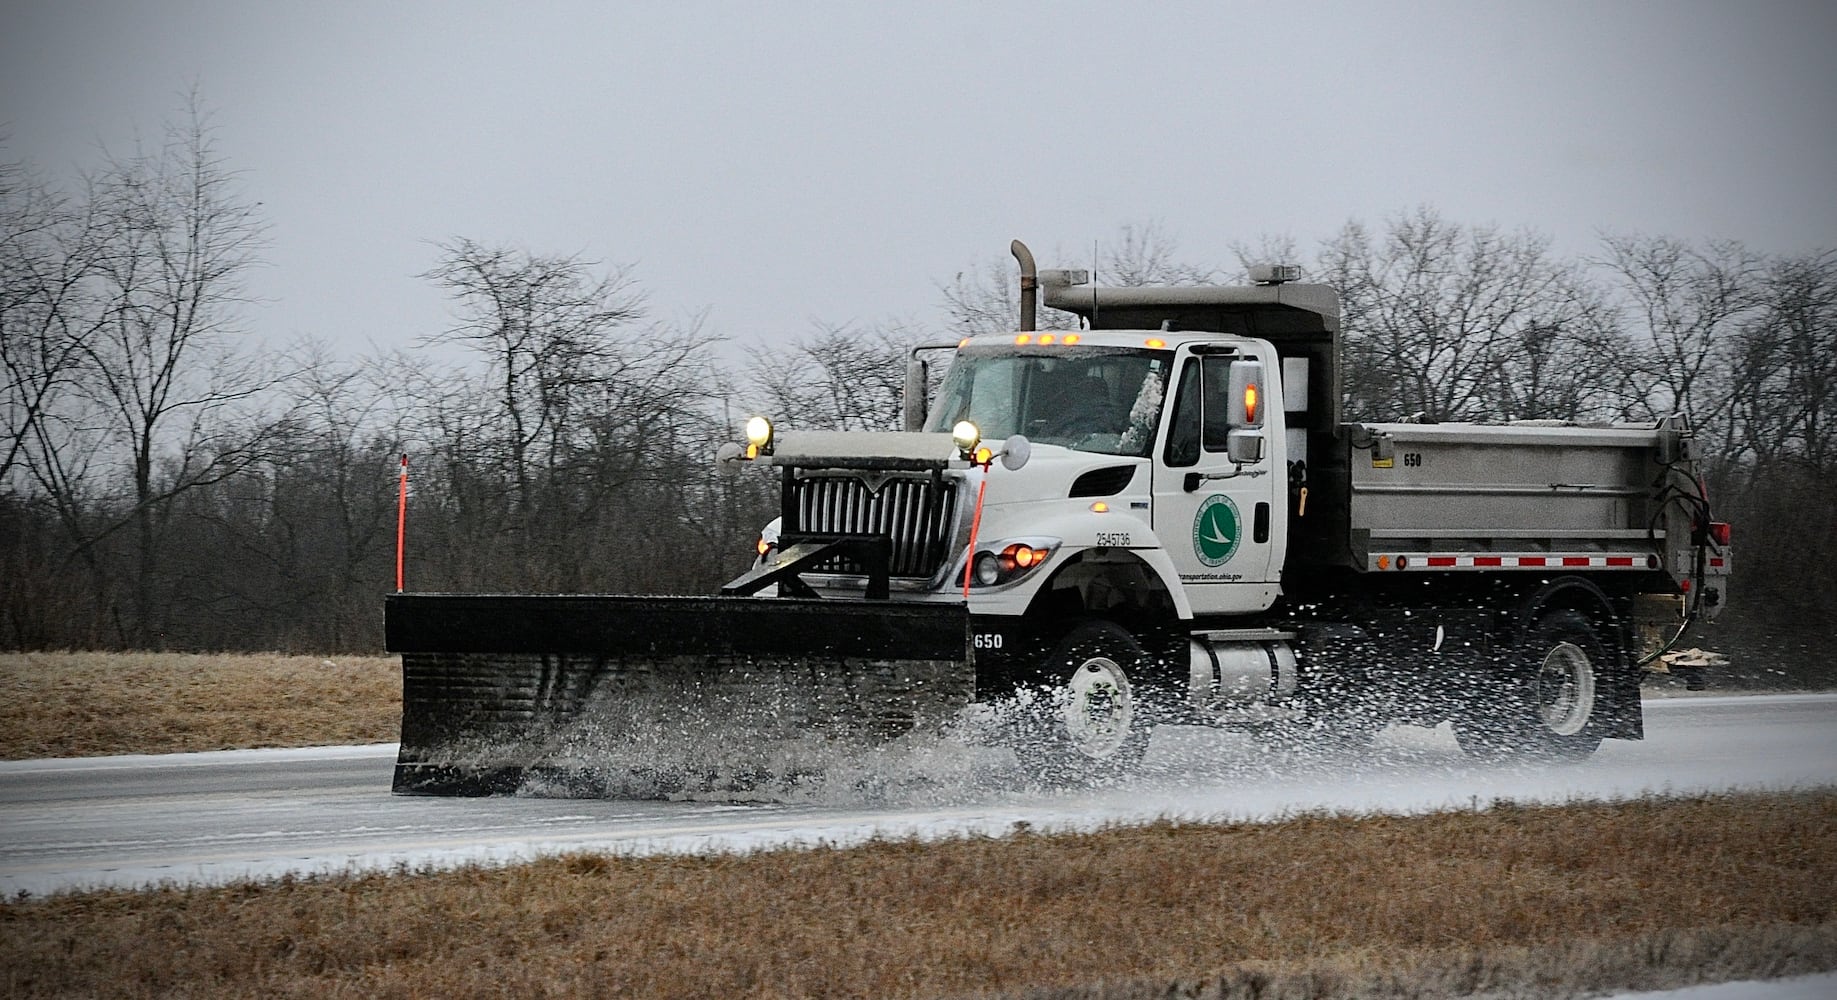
[{"xmin": 3, "ymin": 117, "xmax": 1831, "ymax": 684}]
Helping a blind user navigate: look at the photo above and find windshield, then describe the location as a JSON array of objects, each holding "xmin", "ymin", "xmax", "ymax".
[{"xmin": 924, "ymin": 347, "xmax": 1171, "ymax": 457}]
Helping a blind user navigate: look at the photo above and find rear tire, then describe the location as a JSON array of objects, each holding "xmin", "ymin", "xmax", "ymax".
[
  {"xmin": 1009, "ymin": 620, "xmax": 1156, "ymax": 783},
  {"xmin": 1454, "ymin": 608, "xmax": 1609, "ymax": 761}
]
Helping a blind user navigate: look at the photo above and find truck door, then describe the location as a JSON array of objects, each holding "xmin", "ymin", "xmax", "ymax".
[{"xmin": 1152, "ymin": 348, "xmax": 1284, "ymax": 615}]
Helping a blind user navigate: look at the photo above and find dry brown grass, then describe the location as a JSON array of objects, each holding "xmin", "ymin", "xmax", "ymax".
[
  {"xmin": 3, "ymin": 792, "xmax": 1832, "ymax": 999},
  {"xmin": 0, "ymin": 652, "xmax": 399, "ymax": 759}
]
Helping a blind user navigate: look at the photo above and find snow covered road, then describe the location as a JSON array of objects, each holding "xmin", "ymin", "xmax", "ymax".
[{"xmin": 3, "ymin": 692, "xmax": 1834, "ymax": 897}]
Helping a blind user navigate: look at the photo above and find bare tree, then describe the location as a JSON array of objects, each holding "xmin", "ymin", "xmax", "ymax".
[
  {"xmin": 1097, "ymin": 220, "xmax": 1218, "ymax": 287},
  {"xmin": 1320, "ymin": 208, "xmax": 1609, "ymax": 423},
  {"xmin": 261, "ymin": 345, "xmax": 408, "ymax": 646},
  {"xmin": 418, "ymin": 240, "xmax": 728, "ymax": 591},
  {"xmin": 940, "ymin": 222, "xmax": 1219, "ymax": 339},
  {"xmin": 1596, "ymin": 235, "xmax": 1762, "ymax": 452},
  {"xmin": 1729, "ymin": 250, "xmax": 1837, "ymax": 474},
  {"xmin": 1, "ymin": 155, "xmax": 106, "ymax": 488},
  {"xmin": 1228, "ymin": 232, "xmax": 1304, "ymax": 281},
  {"xmin": 1482, "ymin": 289, "xmax": 1634, "ymax": 422},
  {"xmin": 72, "ymin": 101, "xmax": 284, "ymax": 644},
  {"xmin": 750, "ymin": 321, "xmax": 918, "ymax": 431},
  {"xmin": 421, "ymin": 238, "xmax": 646, "ymax": 505},
  {"xmin": 3, "ymin": 102, "xmax": 287, "ymax": 646},
  {"xmin": 940, "ymin": 255, "xmax": 1040, "ymax": 337}
]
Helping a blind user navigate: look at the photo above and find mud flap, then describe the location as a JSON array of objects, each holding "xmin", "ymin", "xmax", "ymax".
[{"xmin": 385, "ymin": 594, "xmax": 973, "ymax": 796}]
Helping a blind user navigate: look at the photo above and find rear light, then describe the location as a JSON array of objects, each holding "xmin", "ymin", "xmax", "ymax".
[{"xmin": 1709, "ymin": 522, "xmax": 1732, "ymax": 547}]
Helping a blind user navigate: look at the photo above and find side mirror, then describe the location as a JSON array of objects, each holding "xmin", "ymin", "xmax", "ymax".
[
  {"xmin": 1227, "ymin": 359, "xmax": 1265, "ymax": 430},
  {"xmin": 1226, "ymin": 429, "xmax": 1264, "ymax": 465},
  {"xmin": 903, "ymin": 357, "xmax": 928, "ymax": 432},
  {"xmin": 998, "ymin": 434, "xmax": 1032, "ymax": 471},
  {"xmin": 715, "ymin": 441, "xmax": 745, "ymax": 473}
]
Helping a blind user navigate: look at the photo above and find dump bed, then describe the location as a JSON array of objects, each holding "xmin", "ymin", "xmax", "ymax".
[{"xmin": 1301, "ymin": 420, "xmax": 1724, "ymax": 603}]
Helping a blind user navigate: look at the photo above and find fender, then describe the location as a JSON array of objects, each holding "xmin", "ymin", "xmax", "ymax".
[
  {"xmin": 973, "ymin": 504, "xmax": 1196, "ymax": 621},
  {"xmin": 1016, "ymin": 545, "xmax": 1195, "ymax": 622},
  {"xmin": 1112, "ymin": 545, "xmax": 1196, "ymax": 620},
  {"xmin": 1517, "ymin": 574, "xmax": 1617, "ymax": 635}
]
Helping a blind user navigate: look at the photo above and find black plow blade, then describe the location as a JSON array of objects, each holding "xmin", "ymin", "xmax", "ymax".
[{"xmin": 385, "ymin": 594, "xmax": 973, "ymax": 797}]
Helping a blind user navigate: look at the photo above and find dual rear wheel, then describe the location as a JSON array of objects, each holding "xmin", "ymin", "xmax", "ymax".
[{"xmin": 1453, "ymin": 608, "xmax": 1610, "ymax": 760}]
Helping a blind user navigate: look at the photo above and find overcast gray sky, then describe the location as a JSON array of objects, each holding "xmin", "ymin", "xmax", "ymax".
[{"xmin": 4, "ymin": 0, "xmax": 1834, "ymax": 358}]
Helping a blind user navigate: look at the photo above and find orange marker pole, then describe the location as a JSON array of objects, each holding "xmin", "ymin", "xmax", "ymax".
[
  {"xmin": 961, "ymin": 464, "xmax": 990, "ymax": 599},
  {"xmin": 395, "ymin": 454, "xmax": 408, "ymax": 592}
]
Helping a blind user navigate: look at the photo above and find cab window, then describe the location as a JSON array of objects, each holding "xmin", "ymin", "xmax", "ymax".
[{"xmin": 1163, "ymin": 354, "xmax": 1255, "ymax": 467}]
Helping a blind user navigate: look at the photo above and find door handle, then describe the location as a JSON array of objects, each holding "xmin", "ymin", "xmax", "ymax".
[{"xmin": 1183, "ymin": 468, "xmax": 1269, "ymax": 492}]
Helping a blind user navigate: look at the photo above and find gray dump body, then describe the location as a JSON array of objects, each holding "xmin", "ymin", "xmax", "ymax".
[{"xmin": 1314, "ymin": 419, "xmax": 1723, "ymax": 605}]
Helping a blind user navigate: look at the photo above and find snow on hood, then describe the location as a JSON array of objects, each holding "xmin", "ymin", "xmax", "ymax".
[{"xmin": 768, "ymin": 431, "xmax": 961, "ymax": 470}]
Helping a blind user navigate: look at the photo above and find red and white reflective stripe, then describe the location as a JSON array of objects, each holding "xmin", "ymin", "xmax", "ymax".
[{"xmin": 1389, "ymin": 553, "xmax": 1658, "ymax": 571}]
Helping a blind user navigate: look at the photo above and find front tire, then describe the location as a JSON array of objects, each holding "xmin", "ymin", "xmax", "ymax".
[
  {"xmin": 1009, "ymin": 620, "xmax": 1156, "ymax": 783},
  {"xmin": 1454, "ymin": 608, "xmax": 1609, "ymax": 761}
]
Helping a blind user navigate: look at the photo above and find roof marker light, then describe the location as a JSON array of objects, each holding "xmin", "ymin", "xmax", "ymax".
[{"xmin": 1145, "ymin": 337, "xmax": 1166, "ymax": 349}]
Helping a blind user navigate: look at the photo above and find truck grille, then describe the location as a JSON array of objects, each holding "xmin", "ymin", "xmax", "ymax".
[{"xmin": 788, "ymin": 474, "xmax": 958, "ymax": 578}]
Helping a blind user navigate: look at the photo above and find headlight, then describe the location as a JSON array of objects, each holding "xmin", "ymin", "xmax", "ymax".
[
  {"xmin": 951, "ymin": 420, "xmax": 980, "ymax": 458},
  {"xmin": 744, "ymin": 416, "xmax": 774, "ymax": 457},
  {"xmin": 967, "ymin": 539, "xmax": 1058, "ymax": 588},
  {"xmin": 753, "ymin": 518, "xmax": 781, "ymax": 563}
]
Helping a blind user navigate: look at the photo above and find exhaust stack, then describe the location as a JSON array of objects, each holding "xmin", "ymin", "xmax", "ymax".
[{"xmin": 1011, "ymin": 239, "xmax": 1037, "ymax": 331}]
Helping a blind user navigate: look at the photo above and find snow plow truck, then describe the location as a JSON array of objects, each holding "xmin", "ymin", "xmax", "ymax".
[{"xmin": 385, "ymin": 241, "xmax": 1731, "ymax": 795}]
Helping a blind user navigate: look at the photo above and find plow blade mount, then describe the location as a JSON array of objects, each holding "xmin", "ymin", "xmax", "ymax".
[{"xmin": 385, "ymin": 594, "xmax": 973, "ymax": 796}]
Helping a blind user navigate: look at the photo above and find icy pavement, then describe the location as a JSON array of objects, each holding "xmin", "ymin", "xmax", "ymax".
[
  {"xmin": 2, "ymin": 693, "xmax": 1834, "ymax": 897},
  {"xmin": 1602, "ymin": 972, "xmax": 1837, "ymax": 999}
]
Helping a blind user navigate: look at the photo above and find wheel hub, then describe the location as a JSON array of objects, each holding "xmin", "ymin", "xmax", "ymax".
[
  {"xmin": 1063, "ymin": 657, "xmax": 1134, "ymax": 759},
  {"xmin": 1536, "ymin": 641, "xmax": 1595, "ymax": 736}
]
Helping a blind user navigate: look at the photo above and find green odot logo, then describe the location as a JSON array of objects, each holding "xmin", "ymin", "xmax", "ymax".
[{"xmin": 1192, "ymin": 494, "xmax": 1241, "ymax": 567}]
